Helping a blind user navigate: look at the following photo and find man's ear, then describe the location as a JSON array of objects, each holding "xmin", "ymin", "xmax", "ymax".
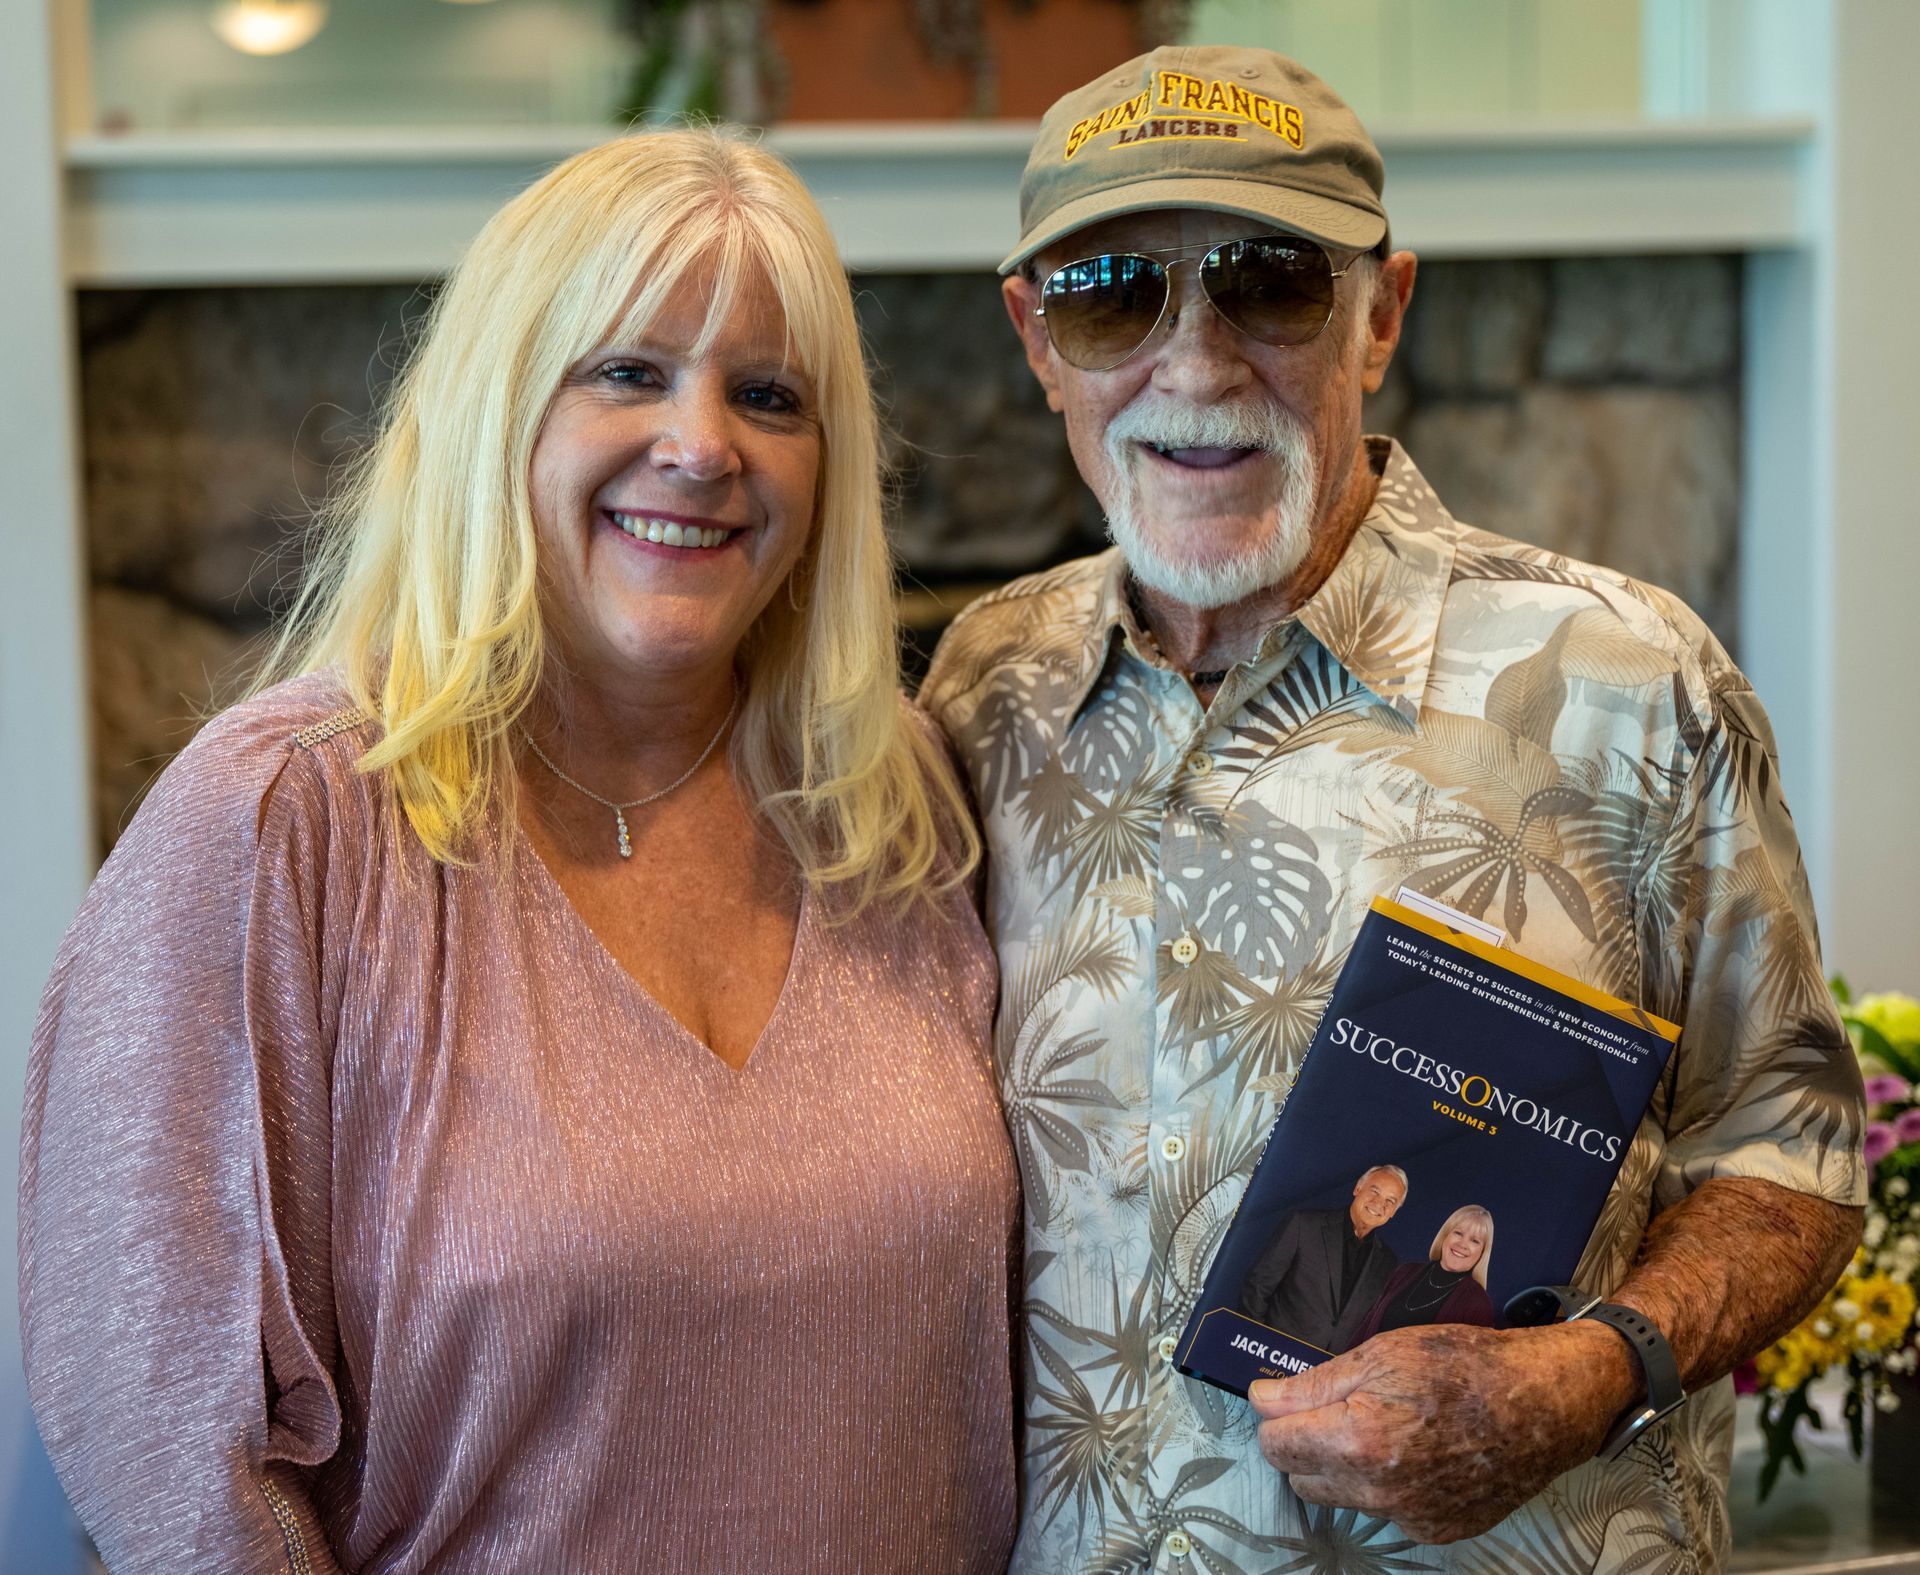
[
  {"xmin": 1002, "ymin": 273, "xmax": 1065, "ymax": 413},
  {"xmin": 1360, "ymin": 249, "xmax": 1418, "ymax": 395}
]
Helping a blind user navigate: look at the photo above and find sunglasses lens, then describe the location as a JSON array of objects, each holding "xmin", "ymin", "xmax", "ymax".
[
  {"xmin": 1041, "ymin": 254, "xmax": 1169, "ymax": 370},
  {"xmin": 1201, "ymin": 237, "xmax": 1336, "ymax": 347}
]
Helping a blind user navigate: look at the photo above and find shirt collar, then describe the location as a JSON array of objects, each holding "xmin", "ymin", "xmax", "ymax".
[{"xmin": 1064, "ymin": 438, "xmax": 1456, "ymax": 725}]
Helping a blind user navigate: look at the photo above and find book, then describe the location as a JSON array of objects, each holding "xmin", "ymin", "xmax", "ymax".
[{"xmin": 1175, "ymin": 895, "xmax": 1679, "ymax": 1395}]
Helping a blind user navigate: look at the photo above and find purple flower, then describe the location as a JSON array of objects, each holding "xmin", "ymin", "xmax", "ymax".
[
  {"xmin": 1897, "ymin": 1109, "xmax": 1920, "ymax": 1144},
  {"xmin": 1866, "ymin": 1074, "xmax": 1913, "ymax": 1108},
  {"xmin": 1867, "ymin": 1123, "xmax": 1900, "ymax": 1167}
]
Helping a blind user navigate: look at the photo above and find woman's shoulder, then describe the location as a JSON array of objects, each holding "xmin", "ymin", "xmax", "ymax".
[
  {"xmin": 189, "ymin": 669, "xmax": 370, "ymax": 759},
  {"xmin": 125, "ymin": 671, "xmax": 380, "ymax": 862},
  {"xmin": 898, "ymin": 690, "xmax": 969, "ymax": 791}
]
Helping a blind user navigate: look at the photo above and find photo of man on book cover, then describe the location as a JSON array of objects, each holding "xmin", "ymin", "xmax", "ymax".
[{"xmin": 1236, "ymin": 1165, "xmax": 1410, "ymax": 1354}]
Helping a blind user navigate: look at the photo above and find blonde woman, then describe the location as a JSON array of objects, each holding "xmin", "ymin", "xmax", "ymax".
[
  {"xmin": 1348, "ymin": 1205, "xmax": 1499, "ymax": 1349},
  {"xmin": 20, "ymin": 130, "xmax": 1018, "ymax": 1574}
]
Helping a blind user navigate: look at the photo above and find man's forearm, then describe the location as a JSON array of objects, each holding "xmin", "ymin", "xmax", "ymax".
[{"xmin": 1570, "ymin": 1176, "xmax": 1862, "ymax": 1408}]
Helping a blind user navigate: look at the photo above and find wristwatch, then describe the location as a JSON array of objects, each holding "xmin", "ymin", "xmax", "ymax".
[{"xmin": 1503, "ymin": 1284, "xmax": 1686, "ymax": 1461}]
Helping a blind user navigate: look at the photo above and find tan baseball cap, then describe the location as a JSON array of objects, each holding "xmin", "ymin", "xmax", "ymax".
[{"xmin": 1002, "ymin": 44, "xmax": 1388, "ymax": 276}]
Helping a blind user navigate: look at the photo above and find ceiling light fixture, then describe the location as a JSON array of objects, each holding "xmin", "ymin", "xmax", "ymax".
[{"xmin": 209, "ymin": 0, "xmax": 329, "ymax": 56}]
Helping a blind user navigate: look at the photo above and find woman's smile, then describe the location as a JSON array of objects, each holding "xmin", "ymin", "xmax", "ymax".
[{"xmin": 602, "ymin": 509, "xmax": 746, "ymax": 555}]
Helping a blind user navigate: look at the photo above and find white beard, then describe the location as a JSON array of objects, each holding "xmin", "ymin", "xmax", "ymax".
[{"xmin": 1099, "ymin": 395, "xmax": 1318, "ymax": 611}]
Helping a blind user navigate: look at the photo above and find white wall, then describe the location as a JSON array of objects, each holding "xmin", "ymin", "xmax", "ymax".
[
  {"xmin": 1809, "ymin": 0, "xmax": 1920, "ymax": 985},
  {"xmin": 1735, "ymin": 0, "xmax": 1920, "ymax": 986},
  {"xmin": 0, "ymin": 0, "xmax": 97, "ymax": 1567},
  {"xmin": 1185, "ymin": 0, "xmax": 1644, "ymax": 121}
]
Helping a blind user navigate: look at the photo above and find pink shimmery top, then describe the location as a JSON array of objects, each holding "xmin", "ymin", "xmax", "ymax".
[{"xmin": 20, "ymin": 675, "xmax": 1019, "ymax": 1575}]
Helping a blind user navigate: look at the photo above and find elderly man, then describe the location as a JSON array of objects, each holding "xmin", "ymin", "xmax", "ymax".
[{"xmin": 920, "ymin": 44, "xmax": 1865, "ymax": 1572}]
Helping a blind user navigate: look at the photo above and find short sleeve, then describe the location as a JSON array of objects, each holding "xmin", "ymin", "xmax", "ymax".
[
  {"xmin": 19, "ymin": 701, "xmax": 353, "ymax": 1574},
  {"xmin": 1654, "ymin": 674, "xmax": 1867, "ymax": 1209}
]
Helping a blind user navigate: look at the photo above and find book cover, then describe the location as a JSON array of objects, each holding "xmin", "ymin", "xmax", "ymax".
[{"xmin": 1175, "ymin": 895, "xmax": 1679, "ymax": 1396}]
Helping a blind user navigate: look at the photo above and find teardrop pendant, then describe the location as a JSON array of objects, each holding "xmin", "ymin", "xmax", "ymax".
[{"xmin": 615, "ymin": 807, "xmax": 632, "ymax": 859}]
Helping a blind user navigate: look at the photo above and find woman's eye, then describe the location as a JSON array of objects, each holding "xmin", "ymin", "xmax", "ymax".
[
  {"xmin": 736, "ymin": 381, "xmax": 800, "ymax": 415},
  {"xmin": 600, "ymin": 361, "xmax": 659, "ymax": 388}
]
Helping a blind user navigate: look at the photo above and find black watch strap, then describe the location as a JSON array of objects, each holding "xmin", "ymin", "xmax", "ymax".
[{"xmin": 1503, "ymin": 1283, "xmax": 1686, "ymax": 1460}]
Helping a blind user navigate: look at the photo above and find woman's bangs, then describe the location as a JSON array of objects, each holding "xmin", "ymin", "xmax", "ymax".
[{"xmin": 733, "ymin": 217, "xmax": 836, "ymax": 393}]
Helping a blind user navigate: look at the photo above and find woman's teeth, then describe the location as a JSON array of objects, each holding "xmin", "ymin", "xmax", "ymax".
[{"xmin": 611, "ymin": 513, "xmax": 730, "ymax": 549}]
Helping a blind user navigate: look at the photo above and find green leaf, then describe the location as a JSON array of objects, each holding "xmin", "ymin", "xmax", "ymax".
[
  {"xmin": 1756, "ymin": 1383, "xmax": 1820, "ymax": 1502},
  {"xmin": 1758, "ymin": 1445, "xmax": 1788, "ymax": 1501},
  {"xmin": 1845, "ymin": 1011, "xmax": 1920, "ymax": 1082},
  {"xmin": 1832, "ymin": 974, "xmax": 1853, "ymax": 1006}
]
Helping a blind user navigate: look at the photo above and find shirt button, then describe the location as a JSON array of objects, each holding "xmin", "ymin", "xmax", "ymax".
[
  {"xmin": 1160, "ymin": 1133, "xmax": 1187, "ymax": 1162},
  {"xmin": 1170, "ymin": 934, "xmax": 1200, "ymax": 966},
  {"xmin": 1166, "ymin": 1529, "xmax": 1193, "ymax": 1558},
  {"xmin": 1183, "ymin": 750, "xmax": 1213, "ymax": 777},
  {"xmin": 1158, "ymin": 1334, "xmax": 1179, "ymax": 1362}
]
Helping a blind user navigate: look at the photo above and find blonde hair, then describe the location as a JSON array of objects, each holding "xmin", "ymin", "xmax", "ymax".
[
  {"xmin": 1426, "ymin": 1205, "xmax": 1495, "ymax": 1288},
  {"xmin": 257, "ymin": 127, "xmax": 975, "ymax": 912}
]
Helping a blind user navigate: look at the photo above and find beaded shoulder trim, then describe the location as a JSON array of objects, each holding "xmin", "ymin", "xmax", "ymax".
[{"xmin": 290, "ymin": 707, "xmax": 369, "ymax": 750}]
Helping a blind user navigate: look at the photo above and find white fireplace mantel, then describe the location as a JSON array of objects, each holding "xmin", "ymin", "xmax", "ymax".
[{"xmin": 62, "ymin": 116, "xmax": 1813, "ymax": 285}]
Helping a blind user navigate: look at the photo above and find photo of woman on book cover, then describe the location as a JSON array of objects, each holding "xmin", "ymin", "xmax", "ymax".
[
  {"xmin": 1236, "ymin": 1164, "xmax": 1410, "ymax": 1354},
  {"xmin": 1347, "ymin": 1204, "xmax": 1498, "ymax": 1349}
]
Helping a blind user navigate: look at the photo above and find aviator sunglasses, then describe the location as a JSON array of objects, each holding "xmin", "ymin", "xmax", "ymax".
[{"xmin": 1035, "ymin": 234, "xmax": 1353, "ymax": 372}]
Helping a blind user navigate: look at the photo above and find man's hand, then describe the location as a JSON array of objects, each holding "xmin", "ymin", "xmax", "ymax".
[
  {"xmin": 1249, "ymin": 1178, "xmax": 1861, "ymax": 1544},
  {"xmin": 1249, "ymin": 1318, "xmax": 1638, "ymax": 1544}
]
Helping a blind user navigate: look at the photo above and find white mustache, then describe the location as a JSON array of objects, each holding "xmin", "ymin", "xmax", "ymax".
[
  {"xmin": 1097, "ymin": 393, "xmax": 1319, "ymax": 610},
  {"xmin": 1104, "ymin": 396, "xmax": 1306, "ymax": 456}
]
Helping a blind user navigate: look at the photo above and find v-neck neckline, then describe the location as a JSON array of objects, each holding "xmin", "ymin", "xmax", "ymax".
[{"xmin": 515, "ymin": 824, "xmax": 811, "ymax": 1075}]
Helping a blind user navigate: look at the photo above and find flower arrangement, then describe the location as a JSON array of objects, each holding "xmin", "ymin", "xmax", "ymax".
[{"xmin": 1747, "ymin": 983, "xmax": 1920, "ymax": 1499}]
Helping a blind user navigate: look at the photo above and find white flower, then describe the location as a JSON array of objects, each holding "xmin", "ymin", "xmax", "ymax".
[
  {"xmin": 1900, "ymin": 1235, "xmax": 1920, "ymax": 1256},
  {"xmin": 1868, "ymin": 1216, "xmax": 1890, "ymax": 1247},
  {"xmin": 1879, "ymin": 1388, "xmax": 1903, "ymax": 1412},
  {"xmin": 1891, "ymin": 1177, "xmax": 1911, "ymax": 1198},
  {"xmin": 1859, "ymin": 1321, "xmax": 1879, "ymax": 1343},
  {"xmin": 1836, "ymin": 1298, "xmax": 1862, "ymax": 1321},
  {"xmin": 1815, "ymin": 1318, "xmax": 1836, "ymax": 1338}
]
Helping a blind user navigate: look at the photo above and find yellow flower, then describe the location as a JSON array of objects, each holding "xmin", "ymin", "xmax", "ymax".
[
  {"xmin": 1758, "ymin": 1326, "xmax": 1829, "ymax": 1392},
  {"xmin": 1854, "ymin": 992, "xmax": 1920, "ymax": 1060},
  {"xmin": 1842, "ymin": 1272, "xmax": 1918, "ymax": 1355}
]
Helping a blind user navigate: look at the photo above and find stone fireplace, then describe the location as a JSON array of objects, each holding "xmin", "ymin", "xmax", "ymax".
[{"xmin": 79, "ymin": 252, "xmax": 1740, "ymax": 851}]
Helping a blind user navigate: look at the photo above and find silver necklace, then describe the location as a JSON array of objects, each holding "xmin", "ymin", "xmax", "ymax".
[
  {"xmin": 1403, "ymin": 1263, "xmax": 1468, "ymax": 1313},
  {"xmin": 519, "ymin": 683, "xmax": 739, "ymax": 859}
]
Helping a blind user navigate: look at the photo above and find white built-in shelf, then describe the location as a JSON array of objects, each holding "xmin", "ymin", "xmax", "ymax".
[{"xmin": 61, "ymin": 116, "xmax": 1815, "ymax": 286}]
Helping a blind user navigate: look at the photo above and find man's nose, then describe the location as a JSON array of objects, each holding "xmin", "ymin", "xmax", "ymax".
[{"xmin": 1149, "ymin": 269, "xmax": 1255, "ymax": 401}]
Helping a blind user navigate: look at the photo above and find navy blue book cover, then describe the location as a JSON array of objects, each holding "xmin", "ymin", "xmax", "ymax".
[{"xmin": 1176, "ymin": 896, "xmax": 1679, "ymax": 1396}]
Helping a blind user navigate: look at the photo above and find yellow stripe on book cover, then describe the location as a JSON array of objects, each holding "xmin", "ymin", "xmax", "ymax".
[{"xmin": 1368, "ymin": 896, "xmax": 1681, "ymax": 1044}]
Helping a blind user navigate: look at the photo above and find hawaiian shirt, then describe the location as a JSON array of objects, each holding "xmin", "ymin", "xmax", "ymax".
[{"xmin": 920, "ymin": 439, "xmax": 1866, "ymax": 1575}]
